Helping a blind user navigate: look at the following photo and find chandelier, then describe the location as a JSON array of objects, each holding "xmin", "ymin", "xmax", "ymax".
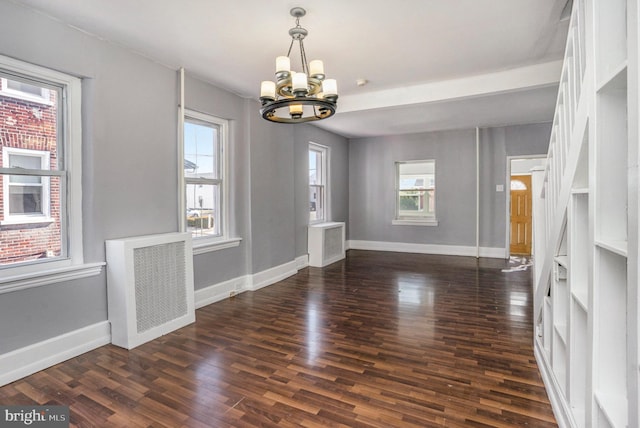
[{"xmin": 259, "ymin": 7, "xmax": 338, "ymax": 123}]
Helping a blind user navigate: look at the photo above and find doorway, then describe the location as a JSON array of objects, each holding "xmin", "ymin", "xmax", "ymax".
[
  {"xmin": 507, "ymin": 157, "xmax": 547, "ymax": 257},
  {"xmin": 510, "ymin": 175, "xmax": 532, "ymax": 255}
]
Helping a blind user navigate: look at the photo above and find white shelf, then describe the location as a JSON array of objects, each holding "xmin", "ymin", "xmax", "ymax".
[
  {"xmin": 554, "ymin": 323, "xmax": 568, "ymax": 345},
  {"xmin": 594, "ymin": 390, "xmax": 628, "ymax": 428},
  {"xmin": 595, "ymin": 239, "xmax": 628, "ymax": 258},
  {"xmin": 570, "ymin": 302, "xmax": 588, "ymax": 428},
  {"xmin": 595, "ymin": 0, "xmax": 627, "ymax": 83},
  {"xmin": 531, "ymin": 0, "xmax": 637, "ymax": 427},
  {"xmin": 554, "ymin": 255, "xmax": 569, "ymax": 268},
  {"xmin": 596, "ymin": 61, "xmax": 628, "ymax": 93},
  {"xmin": 571, "ymin": 289, "xmax": 588, "ymax": 312}
]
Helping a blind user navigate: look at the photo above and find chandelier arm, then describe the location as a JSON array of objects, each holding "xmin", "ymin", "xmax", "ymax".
[
  {"xmin": 286, "ymin": 38, "xmax": 295, "ymax": 58},
  {"xmin": 299, "ymin": 39, "xmax": 309, "ymax": 75}
]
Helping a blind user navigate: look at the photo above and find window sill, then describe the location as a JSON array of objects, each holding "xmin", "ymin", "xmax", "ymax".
[
  {"xmin": 0, "ymin": 217, "xmax": 54, "ymax": 226},
  {"xmin": 0, "ymin": 262, "xmax": 105, "ymax": 295},
  {"xmin": 392, "ymin": 219, "xmax": 439, "ymax": 227},
  {"xmin": 192, "ymin": 237, "xmax": 242, "ymax": 255}
]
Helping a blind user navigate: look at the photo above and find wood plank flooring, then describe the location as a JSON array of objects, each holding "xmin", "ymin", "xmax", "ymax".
[{"xmin": 0, "ymin": 251, "xmax": 556, "ymax": 427}]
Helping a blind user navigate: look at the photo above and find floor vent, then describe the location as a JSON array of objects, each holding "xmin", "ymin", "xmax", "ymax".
[
  {"xmin": 308, "ymin": 222, "xmax": 346, "ymax": 267},
  {"xmin": 106, "ymin": 232, "xmax": 195, "ymax": 349}
]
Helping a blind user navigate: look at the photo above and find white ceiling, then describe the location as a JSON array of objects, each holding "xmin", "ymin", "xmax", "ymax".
[{"xmin": 14, "ymin": 0, "xmax": 570, "ymax": 138}]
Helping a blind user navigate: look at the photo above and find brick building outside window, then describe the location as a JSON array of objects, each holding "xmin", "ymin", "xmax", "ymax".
[{"xmin": 0, "ymin": 76, "xmax": 62, "ymax": 266}]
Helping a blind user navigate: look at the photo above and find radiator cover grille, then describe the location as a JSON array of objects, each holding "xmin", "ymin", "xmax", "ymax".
[
  {"xmin": 308, "ymin": 222, "xmax": 346, "ymax": 267},
  {"xmin": 323, "ymin": 226, "xmax": 344, "ymax": 261},
  {"xmin": 106, "ymin": 233, "xmax": 195, "ymax": 349},
  {"xmin": 134, "ymin": 242, "xmax": 187, "ymax": 333}
]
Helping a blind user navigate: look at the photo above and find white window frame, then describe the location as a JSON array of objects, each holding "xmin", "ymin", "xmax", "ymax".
[
  {"xmin": 1, "ymin": 147, "xmax": 52, "ymax": 224},
  {"xmin": 179, "ymin": 109, "xmax": 239, "ymax": 254},
  {"xmin": 0, "ymin": 55, "xmax": 103, "ymax": 294},
  {"xmin": 0, "ymin": 77, "xmax": 53, "ymax": 105},
  {"xmin": 309, "ymin": 142, "xmax": 330, "ymax": 224},
  {"xmin": 392, "ymin": 160, "xmax": 438, "ymax": 227}
]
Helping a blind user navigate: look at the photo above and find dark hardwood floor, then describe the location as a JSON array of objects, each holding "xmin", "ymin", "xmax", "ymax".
[{"xmin": 0, "ymin": 251, "xmax": 556, "ymax": 427}]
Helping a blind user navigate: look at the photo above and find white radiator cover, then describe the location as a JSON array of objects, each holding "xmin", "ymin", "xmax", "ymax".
[
  {"xmin": 106, "ymin": 232, "xmax": 195, "ymax": 349},
  {"xmin": 308, "ymin": 222, "xmax": 346, "ymax": 267}
]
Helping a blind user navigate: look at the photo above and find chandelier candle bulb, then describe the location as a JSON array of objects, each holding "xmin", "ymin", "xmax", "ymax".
[
  {"xmin": 289, "ymin": 104, "xmax": 303, "ymax": 118},
  {"xmin": 309, "ymin": 60, "xmax": 324, "ymax": 78},
  {"xmin": 260, "ymin": 81, "xmax": 276, "ymax": 100},
  {"xmin": 276, "ymin": 56, "xmax": 291, "ymax": 73},
  {"xmin": 292, "ymin": 72, "xmax": 308, "ymax": 93},
  {"xmin": 322, "ymin": 79, "xmax": 338, "ymax": 96}
]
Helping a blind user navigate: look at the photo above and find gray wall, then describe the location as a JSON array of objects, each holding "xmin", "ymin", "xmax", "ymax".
[
  {"xmin": 248, "ymin": 106, "xmax": 296, "ymax": 273},
  {"xmin": 0, "ymin": 1, "xmax": 177, "ymax": 353},
  {"xmin": 293, "ymin": 125, "xmax": 349, "ymax": 257},
  {"xmin": 479, "ymin": 123, "xmax": 552, "ymax": 247},
  {"xmin": 349, "ymin": 123, "xmax": 551, "ymax": 249},
  {"xmin": 183, "ymin": 76, "xmax": 251, "ymax": 287}
]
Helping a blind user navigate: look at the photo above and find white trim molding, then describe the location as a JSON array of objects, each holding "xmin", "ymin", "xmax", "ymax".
[
  {"xmin": 250, "ymin": 260, "xmax": 298, "ymax": 291},
  {"xmin": 0, "ymin": 321, "xmax": 111, "ymax": 387},
  {"xmin": 0, "ymin": 262, "xmax": 105, "ymax": 295},
  {"xmin": 295, "ymin": 254, "xmax": 309, "ymax": 270},
  {"xmin": 195, "ymin": 275, "xmax": 251, "ymax": 309},
  {"xmin": 347, "ymin": 240, "xmax": 506, "ymax": 259},
  {"xmin": 195, "ymin": 258, "xmax": 304, "ymax": 309},
  {"xmin": 534, "ymin": 340, "xmax": 573, "ymax": 428}
]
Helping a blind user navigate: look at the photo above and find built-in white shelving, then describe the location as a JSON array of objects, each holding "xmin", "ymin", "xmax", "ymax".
[{"xmin": 532, "ymin": 0, "xmax": 638, "ymax": 427}]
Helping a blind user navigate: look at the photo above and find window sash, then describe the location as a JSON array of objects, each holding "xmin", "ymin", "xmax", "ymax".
[
  {"xmin": 181, "ymin": 109, "xmax": 227, "ymax": 242},
  {"xmin": 309, "ymin": 143, "xmax": 328, "ymax": 223},
  {"xmin": 0, "ymin": 53, "xmax": 82, "ymax": 278},
  {"xmin": 0, "ymin": 77, "xmax": 53, "ymax": 105},
  {"xmin": 309, "ymin": 184, "xmax": 325, "ymax": 222},
  {"xmin": 396, "ymin": 160, "xmax": 436, "ymax": 220}
]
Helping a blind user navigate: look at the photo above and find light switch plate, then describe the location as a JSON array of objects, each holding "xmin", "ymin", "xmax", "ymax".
[{"xmin": 496, "ymin": 184, "xmax": 504, "ymax": 192}]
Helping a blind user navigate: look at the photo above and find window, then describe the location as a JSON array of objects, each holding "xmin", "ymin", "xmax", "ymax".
[
  {"xmin": 0, "ymin": 54, "xmax": 85, "ymax": 280},
  {"xmin": 394, "ymin": 160, "xmax": 437, "ymax": 226},
  {"xmin": 2, "ymin": 148, "xmax": 51, "ymax": 222},
  {"xmin": 0, "ymin": 77, "xmax": 52, "ymax": 105},
  {"xmin": 181, "ymin": 109, "xmax": 235, "ymax": 251},
  {"xmin": 309, "ymin": 143, "xmax": 329, "ymax": 223}
]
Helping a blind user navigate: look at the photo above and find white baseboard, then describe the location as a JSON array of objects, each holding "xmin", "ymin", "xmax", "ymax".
[
  {"xmin": 251, "ymin": 260, "xmax": 298, "ymax": 291},
  {"xmin": 195, "ymin": 259, "xmax": 301, "ymax": 309},
  {"xmin": 295, "ymin": 254, "xmax": 309, "ymax": 270},
  {"xmin": 534, "ymin": 339, "xmax": 573, "ymax": 428},
  {"xmin": 195, "ymin": 275, "xmax": 251, "ymax": 309},
  {"xmin": 0, "ymin": 321, "xmax": 111, "ymax": 387},
  {"xmin": 347, "ymin": 240, "xmax": 506, "ymax": 259}
]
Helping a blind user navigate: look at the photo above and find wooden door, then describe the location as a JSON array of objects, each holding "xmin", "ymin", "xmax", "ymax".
[{"xmin": 510, "ymin": 175, "xmax": 532, "ymax": 255}]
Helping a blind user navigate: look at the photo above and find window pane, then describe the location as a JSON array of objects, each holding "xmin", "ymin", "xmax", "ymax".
[
  {"xmin": 9, "ymin": 185, "xmax": 43, "ymax": 214},
  {"xmin": 7, "ymin": 79, "xmax": 43, "ymax": 96},
  {"xmin": 397, "ymin": 160, "xmax": 436, "ymax": 219},
  {"xmin": 8, "ymin": 153, "xmax": 42, "ymax": 169},
  {"xmin": 186, "ymin": 183, "xmax": 220, "ymax": 238},
  {"xmin": 309, "ymin": 150, "xmax": 320, "ymax": 185},
  {"xmin": 309, "ymin": 185, "xmax": 324, "ymax": 222},
  {"xmin": 0, "ymin": 175, "xmax": 62, "ymax": 266},
  {"xmin": 184, "ymin": 121, "xmax": 218, "ymax": 178}
]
